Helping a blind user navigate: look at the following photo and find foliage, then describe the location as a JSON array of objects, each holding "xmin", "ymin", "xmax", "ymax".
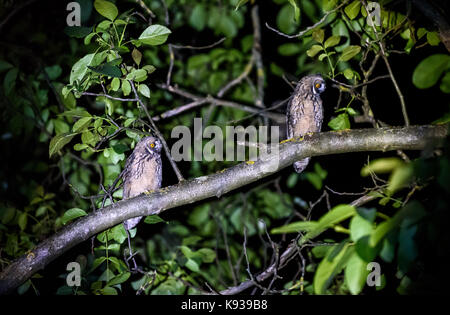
[{"xmin": 0, "ymin": 0, "xmax": 449, "ymax": 296}]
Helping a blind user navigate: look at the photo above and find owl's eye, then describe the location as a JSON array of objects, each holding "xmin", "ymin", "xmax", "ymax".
[
  {"xmin": 150, "ymin": 143, "xmax": 155, "ymax": 148},
  {"xmin": 315, "ymin": 83, "xmax": 321, "ymax": 89}
]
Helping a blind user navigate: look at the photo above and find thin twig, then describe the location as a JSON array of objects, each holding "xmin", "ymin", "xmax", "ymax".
[
  {"xmin": 158, "ymin": 84, "xmax": 285, "ymax": 123},
  {"xmin": 152, "ymin": 99, "xmax": 208, "ymax": 121},
  {"xmin": 361, "ymin": 0, "xmax": 409, "ymax": 126},
  {"xmin": 134, "ymin": 0, "xmax": 155, "ymax": 18},
  {"xmin": 82, "ymin": 92, "xmax": 137, "ymax": 102},
  {"xmin": 170, "ymin": 37, "xmax": 226, "ymax": 50},
  {"xmin": 160, "ymin": 0, "xmax": 170, "ymax": 25},
  {"xmin": 217, "ymin": 55, "xmax": 255, "ymax": 98},
  {"xmin": 130, "ymin": 80, "xmax": 184, "ymax": 182},
  {"xmin": 265, "ymin": 0, "xmax": 350, "ymax": 39},
  {"xmin": 251, "ymin": 5, "xmax": 265, "ymax": 109}
]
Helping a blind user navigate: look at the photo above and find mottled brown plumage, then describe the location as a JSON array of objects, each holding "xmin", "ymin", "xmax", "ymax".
[
  {"xmin": 286, "ymin": 74, "xmax": 326, "ymax": 173},
  {"xmin": 122, "ymin": 136, "xmax": 162, "ymax": 230}
]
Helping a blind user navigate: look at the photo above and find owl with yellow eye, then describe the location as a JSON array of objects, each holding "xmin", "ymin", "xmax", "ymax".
[
  {"xmin": 122, "ymin": 136, "xmax": 162, "ymax": 231},
  {"xmin": 286, "ymin": 74, "xmax": 326, "ymax": 173}
]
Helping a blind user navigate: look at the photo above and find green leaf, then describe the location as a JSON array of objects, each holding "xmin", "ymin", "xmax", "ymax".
[
  {"xmin": 318, "ymin": 53, "xmax": 328, "ymax": 61},
  {"xmin": 64, "ymin": 26, "xmax": 92, "ymax": 38},
  {"xmin": 386, "ymin": 164, "xmax": 414, "ymax": 195},
  {"xmin": 17, "ymin": 280, "xmax": 31, "ymax": 295},
  {"xmin": 112, "ymin": 143, "xmax": 128, "ymax": 154},
  {"xmin": 18, "ymin": 212, "xmax": 27, "ymax": 231},
  {"xmin": 189, "ymin": 4, "xmax": 206, "ymax": 31},
  {"xmin": 126, "ymin": 69, "xmax": 147, "ymax": 82},
  {"xmin": 94, "ymin": 0, "xmax": 118, "ymax": 21},
  {"xmin": 122, "ymin": 80, "xmax": 131, "ymax": 96},
  {"xmin": 103, "ymin": 147, "xmax": 125, "ymax": 164},
  {"xmin": 180, "ymin": 245, "xmax": 194, "ymax": 259},
  {"xmin": 185, "ymin": 259, "xmax": 200, "ymax": 272},
  {"xmin": 235, "ymin": 0, "xmax": 249, "ymax": 10},
  {"xmin": 101, "ymin": 286, "xmax": 118, "ymax": 295},
  {"xmin": 360, "ymin": 157, "xmax": 404, "ymax": 177},
  {"xmin": 286, "ymin": 173, "xmax": 299, "ymax": 188},
  {"xmin": 412, "ymin": 54, "xmax": 450, "ymax": 89},
  {"xmin": 111, "ymin": 77, "xmax": 120, "ymax": 91},
  {"xmin": 314, "ymin": 241, "xmax": 353, "ymax": 294},
  {"xmin": 398, "ymin": 224, "xmax": 418, "ymax": 271},
  {"xmin": 322, "ymin": 0, "xmax": 338, "ymax": 11},
  {"xmin": 49, "ymin": 132, "xmax": 77, "ymax": 157},
  {"xmin": 110, "ymin": 224, "xmax": 128, "ymax": 244},
  {"xmin": 0, "ymin": 60, "xmax": 13, "ymax": 73},
  {"xmin": 69, "ymin": 53, "xmax": 96, "ymax": 85},
  {"xmin": 300, "ymin": 204, "xmax": 356, "ymax": 244},
  {"xmin": 277, "ymin": 3, "xmax": 299, "ymax": 35},
  {"xmin": 344, "ymin": 1, "xmax": 361, "ymax": 20},
  {"xmin": 144, "ymin": 215, "xmax": 166, "ymax": 224},
  {"xmin": 271, "ymin": 221, "xmax": 317, "ymax": 234},
  {"xmin": 62, "ymin": 208, "xmax": 88, "ymax": 225},
  {"xmin": 306, "ymin": 45, "xmax": 323, "ymax": 57},
  {"xmin": 343, "ymin": 68, "xmax": 354, "ymax": 79},
  {"xmin": 142, "ymin": 65, "xmax": 156, "ymax": 74},
  {"xmin": 3, "ymin": 67, "xmax": 18, "ymax": 95},
  {"xmin": 278, "ymin": 43, "xmax": 302, "ymax": 56},
  {"xmin": 288, "ymin": 0, "xmax": 301, "ymax": 23},
  {"xmin": 417, "ymin": 28, "xmax": 427, "ymax": 39},
  {"xmin": 44, "ymin": 65, "xmax": 62, "ymax": 80},
  {"xmin": 304, "ymin": 172, "xmax": 323, "ymax": 190},
  {"xmin": 88, "ymin": 64, "xmax": 122, "ymax": 78},
  {"xmin": 314, "ymin": 163, "xmax": 328, "ymax": 179},
  {"xmin": 344, "ymin": 251, "xmax": 369, "ymax": 294},
  {"xmin": 218, "ymin": 15, "xmax": 237, "ymax": 38},
  {"xmin": 440, "ymin": 71, "xmax": 450, "ymax": 93},
  {"xmin": 72, "ymin": 117, "xmax": 92, "ymax": 132},
  {"xmin": 84, "ymin": 32, "xmax": 96, "ymax": 45},
  {"xmin": 324, "ymin": 35, "xmax": 341, "ymax": 48},
  {"xmin": 138, "ymin": 24, "xmax": 171, "ymax": 46},
  {"xmin": 59, "ymin": 108, "xmax": 92, "ymax": 118},
  {"xmin": 138, "ymin": 83, "xmax": 150, "ymax": 98},
  {"xmin": 338, "ymin": 45, "xmax": 361, "ymax": 62},
  {"xmin": 92, "ymin": 257, "xmax": 107, "ymax": 270},
  {"xmin": 107, "ymin": 272, "xmax": 130, "ymax": 286},
  {"xmin": 328, "ymin": 113, "xmax": 350, "ymax": 130},
  {"xmin": 370, "ymin": 201, "xmax": 426, "ymax": 247},
  {"xmin": 312, "ymin": 29, "xmax": 324, "ymax": 44},
  {"xmin": 349, "ymin": 214, "xmax": 373, "ymax": 242},
  {"xmin": 81, "ymin": 130, "xmax": 96, "ymax": 146},
  {"xmin": 74, "ymin": 143, "xmax": 88, "ymax": 151},
  {"xmin": 426, "ymin": 31, "xmax": 440, "ymax": 46},
  {"xmin": 131, "ymin": 48, "xmax": 142, "ymax": 66},
  {"xmin": 197, "ymin": 248, "xmax": 216, "ymax": 263},
  {"xmin": 331, "ymin": 19, "xmax": 350, "ymax": 52},
  {"xmin": 1, "ymin": 207, "xmax": 16, "ymax": 224}
]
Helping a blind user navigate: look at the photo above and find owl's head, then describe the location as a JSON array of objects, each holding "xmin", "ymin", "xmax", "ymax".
[
  {"xmin": 137, "ymin": 136, "xmax": 162, "ymax": 156},
  {"xmin": 302, "ymin": 74, "xmax": 326, "ymax": 95}
]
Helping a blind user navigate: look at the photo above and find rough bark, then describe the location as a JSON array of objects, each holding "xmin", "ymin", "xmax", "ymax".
[{"xmin": 0, "ymin": 125, "xmax": 447, "ymax": 294}]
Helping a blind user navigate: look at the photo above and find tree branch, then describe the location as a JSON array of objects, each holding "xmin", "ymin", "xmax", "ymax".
[{"xmin": 0, "ymin": 125, "xmax": 447, "ymax": 294}]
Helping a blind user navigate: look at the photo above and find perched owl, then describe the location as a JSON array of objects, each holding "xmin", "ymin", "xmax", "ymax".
[
  {"xmin": 286, "ymin": 74, "xmax": 326, "ymax": 173},
  {"xmin": 122, "ymin": 136, "xmax": 162, "ymax": 230}
]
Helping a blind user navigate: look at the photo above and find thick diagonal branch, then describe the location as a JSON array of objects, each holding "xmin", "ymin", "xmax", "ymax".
[{"xmin": 0, "ymin": 125, "xmax": 447, "ymax": 294}]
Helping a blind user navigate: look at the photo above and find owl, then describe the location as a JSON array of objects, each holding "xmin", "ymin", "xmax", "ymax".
[
  {"xmin": 286, "ymin": 74, "xmax": 326, "ymax": 173},
  {"xmin": 122, "ymin": 136, "xmax": 162, "ymax": 230}
]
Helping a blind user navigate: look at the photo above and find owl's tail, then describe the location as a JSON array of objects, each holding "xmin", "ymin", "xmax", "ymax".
[
  {"xmin": 123, "ymin": 216, "xmax": 142, "ymax": 231},
  {"xmin": 293, "ymin": 158, "xmax": 310, "ymax": 173}
]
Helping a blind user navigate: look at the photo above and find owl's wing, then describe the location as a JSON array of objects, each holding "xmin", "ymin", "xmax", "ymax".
[{"xmin": 286, "ymin": 98, "xmax": 295, "ymax": 139}]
